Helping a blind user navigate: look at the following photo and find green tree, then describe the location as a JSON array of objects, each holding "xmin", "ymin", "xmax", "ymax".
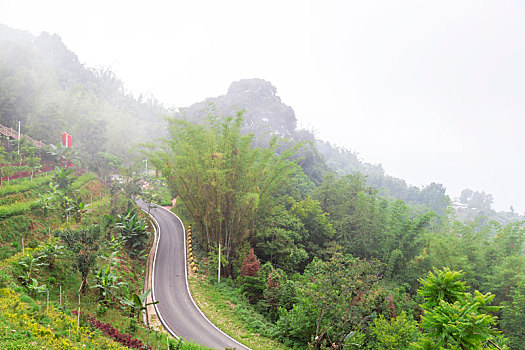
[
  {"xmin": 148, "ymin": 112, "xmax": 297, "ymax": 271},
  {"xmin": 501, "ymin": 277, "xmax": 525, "ymax": 349},
  {"xmin": 277, "ymin": 251, "xmax": 382, "ymax": 348},
  {"xmin": 57, "ymin": 225, "xmax": 101, "ymax": 294},
  {"xmin": 290, "ymin": 196, "xmax": 335, "ymax": 260},
  {"xmin": 255, "ymin": 205, "xmax": 309, "ymax": 272},
  {"xmin": 27, "ymin": 156, "xmax": 41, "ymax": 180},
  {"xmin": 2, "ymin": 165, "xmax": 15, "ymax": 187},
  {"xmin": 415, "ymin": 267, "xmax": 506, "ymax": 349},
  {"xmin": 92, "ymin": 151, "xmax": 121, "ymax": 180},
  {"xmin": 370, "ymin": 311, "xmax": 420, "ymax": 350}
]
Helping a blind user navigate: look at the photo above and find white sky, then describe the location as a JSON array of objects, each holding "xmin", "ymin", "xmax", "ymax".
[{"xmin": 1, "ymin": 0, "xmax": 524, "ymax": 213}]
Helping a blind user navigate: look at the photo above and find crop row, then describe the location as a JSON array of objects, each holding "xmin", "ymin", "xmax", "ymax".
[
  {"xmin": 0, "ymin": 173, "xmax": 98, "ymax": 219},
  {"xmin": 0, "ymin": 174, "xmax": 53, "ymax": 197}
]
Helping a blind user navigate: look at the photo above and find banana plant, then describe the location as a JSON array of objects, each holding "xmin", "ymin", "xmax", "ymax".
[
  {"xmin": 17, "ymin": 252, "xmax": 48, "ymax": 285},
  {"xmin": 36, "ymin": 192, "xmax": 55, "ymax": 216},
  {"xmin": 52, "ymin": 166, "xmax": 76, "ymax": 191},
  {"xmin": 38, "ymin": 241, "xmax": 65, "ymax": 269},
  {"xmin": 119, "ymin": 289, "xmax": 158, "ymax": 327},
  {"xmin": 100, "ymin": 214, "xmax": 115, "ymax": 238},
  {"xmin": 116, "ymin": 210, "xmax": 148, "ymax": 253},
  {"xmin": 58, "ymin": 193, "xmax": 74, "ymax": 223},
  {"xmin": 72, "ymin": 197, "xmax": 91, "ymax": 223},
  {"xmin": 26, "ymin": 278, "xmax": 47, "ymax": 297},
  {"xmin": 91, "ymin": 264, "xmax": 125, "ymax": 305}
]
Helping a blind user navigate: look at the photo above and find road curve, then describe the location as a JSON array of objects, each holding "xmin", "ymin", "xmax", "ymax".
[{"xmin": 137, "ymin": 199, "xmax": 250, "ymax": 350}]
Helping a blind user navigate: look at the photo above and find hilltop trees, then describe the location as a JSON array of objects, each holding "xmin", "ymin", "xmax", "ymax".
[
  {"xmin": 0, "ymin": 24, "xmax": 168, "ymax": 173},
  {"xmin": 148, "ymin": 112, "xmax": 297, "ymax": 271}
]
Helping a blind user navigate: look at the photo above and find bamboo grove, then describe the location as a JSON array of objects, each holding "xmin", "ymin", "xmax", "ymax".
[{"xmin": 148, "ymin": 112, "xmax": 297, "ymax": 269}]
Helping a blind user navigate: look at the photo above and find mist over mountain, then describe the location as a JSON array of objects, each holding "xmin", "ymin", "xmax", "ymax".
[
  {"xmin": 176, "ymin": 79, "xmax": 447, "ymax": 212},
  {"xmin": 175, "ymin": 78, "xmax": 523, "ymax": 223},
  {"xmin": 0, "ymin": 24, "xmax": 167, "ymax": 168},
  {"xmin": 0, "ymin": 21, "xmax": 520, "ymax": 223}
]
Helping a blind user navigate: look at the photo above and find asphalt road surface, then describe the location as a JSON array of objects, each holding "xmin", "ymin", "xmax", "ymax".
[{"xmin": 137, "ymin": 200, "xmax": 249, "ymax": 350}]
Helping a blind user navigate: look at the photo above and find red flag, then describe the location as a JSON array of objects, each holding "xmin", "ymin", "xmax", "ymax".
[{"xmin": 62, "ymin": 132, "xmax": 72, "ymax": 148}]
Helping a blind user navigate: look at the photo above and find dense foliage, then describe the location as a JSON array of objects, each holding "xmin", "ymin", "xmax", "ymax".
[
  {"xmin": 0, "ymin": 22, "xmax": 523, "ymax": 349},
  {"xmin": 154, "ymin": 110, "xmax": 522, "ymax": 349},
  {"xmin": 148, "ymin": 112, "xmax": 297, "ymax": 271}
]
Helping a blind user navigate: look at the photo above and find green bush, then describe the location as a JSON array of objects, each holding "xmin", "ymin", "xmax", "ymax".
[
  {"xmin": 0, "ymin": 175, "xmax": 52, "ymax": 197},
  {"xmin": 0, "ymin": 201, "xmax": 39, "ymax": 219},
  {"xmin": 71, "ymin": 172, "xmax": 97, "ymax": 189}
]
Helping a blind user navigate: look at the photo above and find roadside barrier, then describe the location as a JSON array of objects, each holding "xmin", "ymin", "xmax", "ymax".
[{"xmin": 187, "ymin": 225, "xmax": 198, "ymax": 273}]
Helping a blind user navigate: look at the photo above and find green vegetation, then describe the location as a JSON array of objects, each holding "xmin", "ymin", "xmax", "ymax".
[
  {"xmin": 188, "ymin": 273, "xmax": 288, "ymax": 350},
  {"xmin": 0, "ymin": 23, "xmax": 523, "ymax": 349},
  {"xmin": 416, "ymin": 268, "xmax": 503, "ymax": 349},
  {"xmin": 153, "ymin": 114, "xmax": 520, "ymax": 349},
  {"xmin": 148, "ymin": 112, "xmax": 297, "ymax": 267},
  {"xmin": 0, "ymin": 163, "xmax": 211, "ymax": 349}
]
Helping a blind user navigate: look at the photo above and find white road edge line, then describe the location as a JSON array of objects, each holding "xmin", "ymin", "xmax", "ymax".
[
  {"xmin": 156, "ymin": 205, "xmax": 252, "ymax": 350},
  {"xmin": 140, "ymin": 203, "xmax": 180, "ymax": 340}
]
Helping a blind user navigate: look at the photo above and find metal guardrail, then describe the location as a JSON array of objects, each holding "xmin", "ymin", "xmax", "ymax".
[{"xmin": 0, "ymin": 124, "xmax": 46, "ymax": 149}]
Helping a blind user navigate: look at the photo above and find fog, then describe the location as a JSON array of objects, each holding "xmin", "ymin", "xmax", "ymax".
[{"xmin": 1, "ymin": 0, "xmax": 524, "ymax": 213}]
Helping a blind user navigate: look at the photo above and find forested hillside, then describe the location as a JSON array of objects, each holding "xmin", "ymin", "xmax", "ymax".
[
  {"xmin": 0, "ymin": 24, "xmax": 167, "ymax": 169},
  {"xmin": 150, "ymin": 113, "xmax": 524, "ymax": 349},
  {"xmin": 0, "ymin": 22, "xmax": 524, "ymax": 349},
  {"xmin": 176, "ymin": 78, "xmax": 449, "ymax": 211},
  {"xmin": 176, "ymin": 78, "xmax": 523, "ymax": 223}
]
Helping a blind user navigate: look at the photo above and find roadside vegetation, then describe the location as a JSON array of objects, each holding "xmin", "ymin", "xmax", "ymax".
[
  {"xmin": 0, "ymin": 25, "xmax": 523, "ymax": 349},
  {"xmin": 151, "ymin": 113, "xmax": 522, "ymax": 349},
  {"xmin": 0, "ymin": 140, "xmax": 210, "ymax": 349}
]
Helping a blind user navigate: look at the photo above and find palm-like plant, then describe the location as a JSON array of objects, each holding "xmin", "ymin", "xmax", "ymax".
[
  {"xmin": 100, "ymin": 214, "xmax": 115, "ymax": 238},
  {"xmin": 72, "ymin": 197, "xmax": 91, "ymax": 223},
  {"xmin": 58, "ymin": 194, "xmax": 74, "ymax": 223},
  {"xmin": 36, "ymin": 192, "xmax": 55, "ymax": 216},
  {"xmin": 52, "ymin": 166, "xmax": 76, "ymax": 191},
  {"xmin": 39, "ymin": 241, "xmax": 65, "ymax": 269},
  {"xmin": 26, "ymin": 278, "xmax": 47, "ymax": 297},
  {"xmin": 91, "ymin": 264, "xmax": 125, "ymax": 304},
  {"xmin": 17, "ymin": 252, "xmax": 48, "ymax": 285},
  {"xmin": 119, "ymin": 289, "xmax": 158, "ymax": 327},
  {"xmin": 116, "ymin": 209, "xmax": 148, "ymax": 253}
]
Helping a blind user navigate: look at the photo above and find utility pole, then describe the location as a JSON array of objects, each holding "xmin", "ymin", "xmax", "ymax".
[
  {"xmin": 218, "ymin": 242, "xmax": 221, "ymax": 284},
  {"xmin": 17, "ymin": 121, "xmax": 20, "ymax": 155}
]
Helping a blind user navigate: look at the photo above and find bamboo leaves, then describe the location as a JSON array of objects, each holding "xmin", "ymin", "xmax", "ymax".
[{"xmin": 148, "ymin": 112, "xmax": 296, "ymax": 267}]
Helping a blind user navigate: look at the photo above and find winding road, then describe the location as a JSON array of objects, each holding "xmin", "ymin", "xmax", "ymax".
[{"xmin": 137, "ymin": 199, "xmax": 249, "ymax": 350}]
